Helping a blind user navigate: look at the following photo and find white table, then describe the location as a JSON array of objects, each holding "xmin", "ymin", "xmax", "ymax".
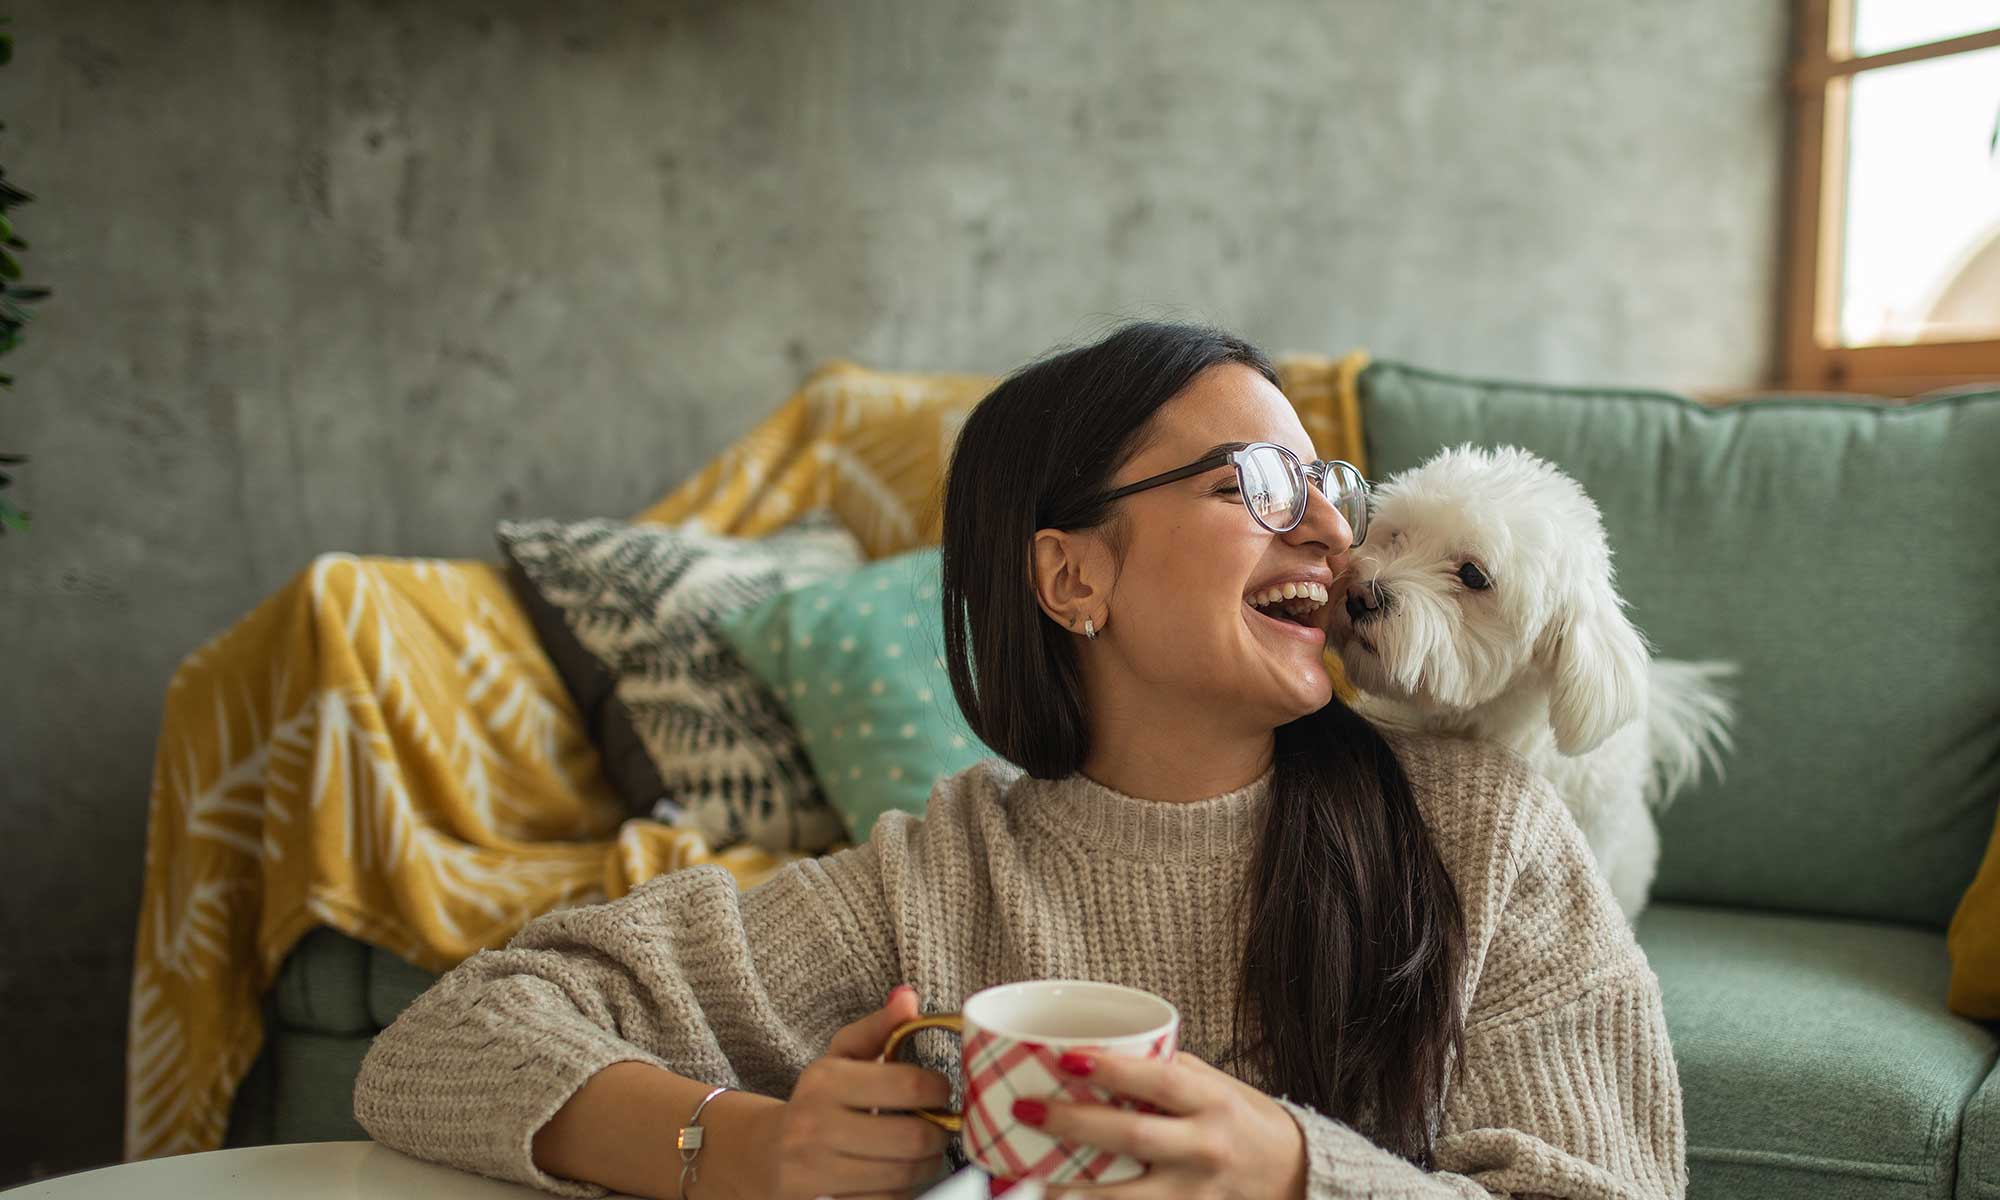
[
  {"xmin": 6, "ymin": 1143, "xmax": 600, "ymax": 1199},
  {"xmin": 4, "ymin": 1143, "xmax": 1027, "ymax": 1199}
]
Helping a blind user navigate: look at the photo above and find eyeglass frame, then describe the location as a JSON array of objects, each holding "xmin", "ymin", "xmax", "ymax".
[{"xmin": 1098, "ymin": 441, "xmax": 1370, "ymax": 547}]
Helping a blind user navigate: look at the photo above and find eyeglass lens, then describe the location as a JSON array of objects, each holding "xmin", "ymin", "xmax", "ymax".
[
  {"xmin": 1238, "ymin": 446, "xmax": 1367, "ymax": 545},
  {"xmin": 1238, "ymin": 446, "xmax": 1299, "ymax": 530}
]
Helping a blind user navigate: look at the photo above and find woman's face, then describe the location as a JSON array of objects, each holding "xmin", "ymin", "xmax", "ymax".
[{"xmin": 1082, "ymin": 363, "xmax": 1354, "ymax": 733}]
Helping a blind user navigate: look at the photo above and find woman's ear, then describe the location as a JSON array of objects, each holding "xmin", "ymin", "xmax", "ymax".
[{"xmin": 1030, "ymin": 528, "xmax": 1110, "ymax": 631}]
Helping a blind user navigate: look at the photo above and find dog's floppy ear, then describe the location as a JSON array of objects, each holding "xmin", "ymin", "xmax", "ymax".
[{"xmin": 1537, "ymin": 577, "xmax": 1649, "ymax": 756}]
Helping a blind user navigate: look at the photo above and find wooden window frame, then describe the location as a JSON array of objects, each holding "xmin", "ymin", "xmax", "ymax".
[{"xmin": 1782, "ymin": 1, "xmax": 2000, "ymax": 395}]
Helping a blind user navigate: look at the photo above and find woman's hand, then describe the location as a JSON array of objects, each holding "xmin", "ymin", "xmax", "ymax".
[
  {"xmin": 1019, "ymin": 1049, "xmax": 1308, "ymax": 1200},
  {"xmin": 755, "ymin": 984, "xmax": 954, "ymax": 1200}
]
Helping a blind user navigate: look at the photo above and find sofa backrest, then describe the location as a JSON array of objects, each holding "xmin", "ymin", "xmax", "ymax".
[{"xmin": 1360, "ymin": 360, "xmax": 2000, "ymax": 929}]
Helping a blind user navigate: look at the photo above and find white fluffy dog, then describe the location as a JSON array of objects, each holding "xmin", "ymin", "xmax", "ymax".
[{"xmin": 1326, "ymin": 444, "xmax": 1733, "ymax": 922}]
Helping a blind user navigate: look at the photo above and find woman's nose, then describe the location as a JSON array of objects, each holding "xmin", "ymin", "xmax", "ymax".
[{"xmin": 1287, "ymin": 480, "xmax": 1352, "ymax": 551}]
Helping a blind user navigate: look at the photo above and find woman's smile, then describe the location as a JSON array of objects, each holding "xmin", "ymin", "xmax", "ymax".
[
  {"xmin": 1243, "ymin": 573, "xmax": 1332, "ymax": 646},
  {"xmin": 1247, "ymin": 598, "xmax": 1328, "ymax": 645}
]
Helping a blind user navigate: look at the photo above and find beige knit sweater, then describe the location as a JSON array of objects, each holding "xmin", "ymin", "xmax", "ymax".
[{"xmin": 354, "ymin": 733, "xmax": 1687, "ymax": 1199}]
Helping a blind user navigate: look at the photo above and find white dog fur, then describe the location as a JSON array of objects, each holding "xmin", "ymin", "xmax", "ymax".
[{"xmin": 1326, "ymin": 444, "xmax": 1733, "ymax": 922}]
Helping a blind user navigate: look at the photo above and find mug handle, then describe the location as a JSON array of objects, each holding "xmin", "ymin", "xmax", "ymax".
[{"xmin": 878, "ymin": 1014, "xmax": 965, "ymax": 1131}]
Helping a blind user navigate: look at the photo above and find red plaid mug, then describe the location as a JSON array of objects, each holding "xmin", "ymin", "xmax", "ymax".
[{"xmin": 879, "ymin": 980, "xmax": 1180, "ymax": 1189}]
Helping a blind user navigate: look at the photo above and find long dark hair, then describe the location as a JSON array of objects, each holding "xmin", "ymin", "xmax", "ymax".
[{"xmin": 939, "ymin": 321, "xmax": 1467, "ymax": 1165}]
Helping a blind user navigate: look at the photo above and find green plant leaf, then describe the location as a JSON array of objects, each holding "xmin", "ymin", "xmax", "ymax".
[{"xmin": 0, "ymin": 17, "xmax": 38, "ymax": 533}]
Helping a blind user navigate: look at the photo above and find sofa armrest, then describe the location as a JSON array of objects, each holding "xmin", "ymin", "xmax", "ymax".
[{"xmin": 227, "ymin": 927, "xmax": 446, "ymax": 1149}]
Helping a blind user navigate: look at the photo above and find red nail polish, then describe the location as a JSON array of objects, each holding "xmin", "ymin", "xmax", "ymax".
[
  {"xmin": 1011, "ymin": 1097, "xmax": 1048, "ymax": 1127},
  {"xmin": 1058, "ymin": 1051, "xmax": 1094, "ymax": 1076}
]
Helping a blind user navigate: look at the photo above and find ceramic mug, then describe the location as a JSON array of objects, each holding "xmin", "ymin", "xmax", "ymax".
[{"xmin": 880, "ymin": 980, "xmax": 1180, "ymax": 1188}]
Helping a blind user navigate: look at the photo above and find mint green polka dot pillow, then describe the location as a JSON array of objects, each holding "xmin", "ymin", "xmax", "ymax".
[{"xmin": 718, "ymin": 547, "xmax": 994, "ymax": 841}]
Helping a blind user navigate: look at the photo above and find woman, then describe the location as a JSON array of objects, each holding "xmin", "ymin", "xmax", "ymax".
[{"xmin": 355, "ymin": 322, "xmax": 1686, "ymax": 1199}]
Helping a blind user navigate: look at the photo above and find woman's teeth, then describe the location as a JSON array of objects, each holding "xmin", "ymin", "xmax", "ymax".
[{"xmin": 1248, "ymin": 581, "xmax": 1329, "ymax": 615}]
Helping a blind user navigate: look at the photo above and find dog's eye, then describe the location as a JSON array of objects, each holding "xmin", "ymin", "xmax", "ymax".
[{"xmin": 1457, "ymin": 561, "xmax": 1491, "ymax": 591}]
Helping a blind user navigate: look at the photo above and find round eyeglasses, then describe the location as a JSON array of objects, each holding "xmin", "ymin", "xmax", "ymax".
[{"xmin": 1100, "ymin": 441, "xmax": 1370, "ymax": 546}]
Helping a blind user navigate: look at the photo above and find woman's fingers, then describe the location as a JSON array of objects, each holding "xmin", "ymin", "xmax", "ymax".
[
  {"xmin": 779, "ymin": 994, "xmax": 958, "ymax": 1200},
  {"xmin": 812, "ymin": 1107, "xmax": 952, "ymax": 1162},
  {"xmin": 1053, "ymin": 1048, "xmax": 1210, "ymax": 1116},
  {"xmin": 1045, "ymin": 1179, "xmax": 1179, "ymax": 1199},
  {"xmin": 1166, "ymin": 1049, "xmax": 1220, "ymax": 1076},
  {"xmin": 799, "ymin": 1055, "xmax": 953, "ymax": 1111},
  {"xmin": 827, "ymin": 985, "xmax": 924, "ymax": 1059},
  {"xmin": 802, "ymin": 1147, "xmax": 946, "ymax": 1196},
  {"xmin": 1028, "ymin": 1098, "xmax": 1209, "ymax": 1169}
]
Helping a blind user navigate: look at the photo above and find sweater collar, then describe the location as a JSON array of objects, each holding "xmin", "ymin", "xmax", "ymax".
[{"xmin": 1011, "ymin": 764, "xmax": 1274, "ymax": 865}]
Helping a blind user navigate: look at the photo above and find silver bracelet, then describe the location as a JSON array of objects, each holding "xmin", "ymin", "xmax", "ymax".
[{"xmin": 676, "ymin": 1084, "xmax": 732, "ymax": 1198}]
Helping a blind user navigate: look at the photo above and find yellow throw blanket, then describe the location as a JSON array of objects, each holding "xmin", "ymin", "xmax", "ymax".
[
  {"xmin": 126, "ymin": 555, "xmax": 796, "ymax": 1159},
  {"xmin": 126, "ymin": 352, "xmax": 1368, "ymax": 1161}
]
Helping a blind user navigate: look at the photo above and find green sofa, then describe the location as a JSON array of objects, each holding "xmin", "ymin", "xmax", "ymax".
[{"xmin": 229, "ymin": 361, "xmax": 2000, "ymax": 1200}]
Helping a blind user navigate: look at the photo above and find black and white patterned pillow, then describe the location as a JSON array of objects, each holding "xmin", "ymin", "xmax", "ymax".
[{"xmin": 498, "ymin": 511, "xmax": 864, "ymax": 852}]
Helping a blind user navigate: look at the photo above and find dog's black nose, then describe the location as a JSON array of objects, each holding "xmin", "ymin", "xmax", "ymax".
[{"xmin": 1346, "ymin": 581, "xmax": 1387, "ymax": 624}]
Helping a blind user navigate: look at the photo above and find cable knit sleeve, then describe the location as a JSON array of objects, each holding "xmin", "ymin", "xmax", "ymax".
[
  {"xmin": 1274, "ymin": 760, "xmax": 1688, "ymax": 1200},
  {"xmin": 352, "ymin": 841, "xmax": 900, "ymax": 1198}
]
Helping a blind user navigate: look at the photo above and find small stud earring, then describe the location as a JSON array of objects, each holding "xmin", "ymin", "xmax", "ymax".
[{"xmin": 1083, "ymin": 618, "xmax": 1096, "ymax": 641}]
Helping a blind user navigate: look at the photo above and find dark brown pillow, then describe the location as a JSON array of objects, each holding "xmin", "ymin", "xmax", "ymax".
[{"xmin": 497, "ymin": 511, "xmax": 863, "ymax": 851}]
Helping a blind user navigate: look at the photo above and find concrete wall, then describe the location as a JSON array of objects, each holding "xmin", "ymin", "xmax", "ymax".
[{"xmin": 0, "ymin": 0, "xmax": 1789, "ymax": 1181}]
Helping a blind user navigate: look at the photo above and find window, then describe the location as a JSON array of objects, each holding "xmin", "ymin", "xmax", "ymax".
[{"xmin": 1784, "ymin": 1, "xmax": 2000, "ymax": 394}]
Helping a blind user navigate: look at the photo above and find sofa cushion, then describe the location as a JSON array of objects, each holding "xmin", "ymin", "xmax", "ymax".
[
  {"xmin": 1962, "ymin": 1063, "xmax": 2000, "ymax": 1200},
  {"xmin": 720, "ymin": 548, "xmax": 994, "ymax": 841},
  {"xmin": 1361, "ymin": 362, "xmax": 2000, "ymax": 927},
  {"xmin": 1636, "ymin": 902, "xmax": 1997, "ymax": 1200}
]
